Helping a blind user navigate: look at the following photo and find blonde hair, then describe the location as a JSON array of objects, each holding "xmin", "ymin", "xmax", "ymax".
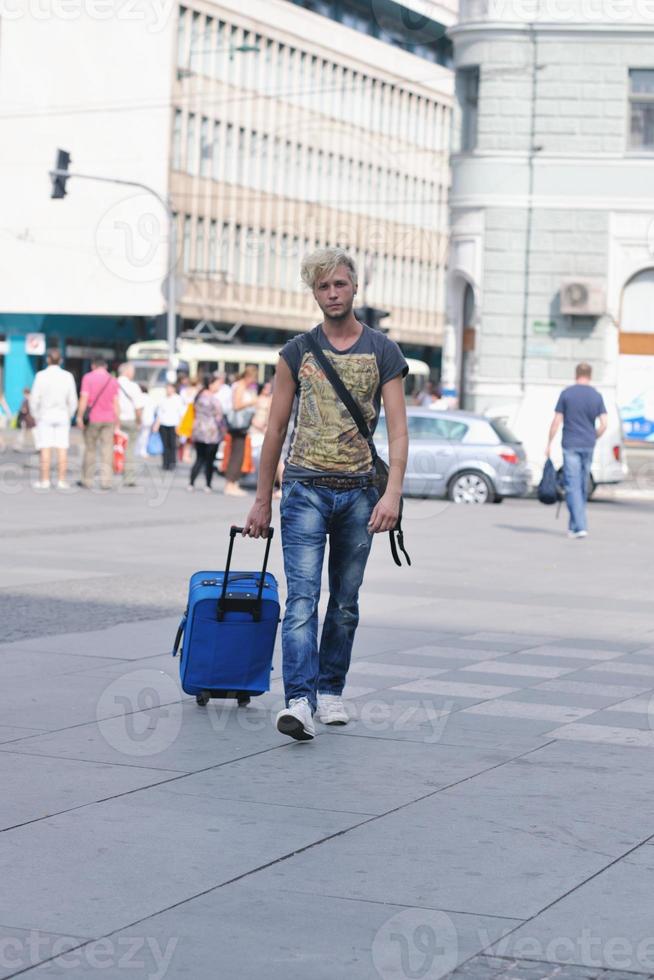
[{"xmin": 300, "ymin": 247, "xmax": 358, "ymax": 291}]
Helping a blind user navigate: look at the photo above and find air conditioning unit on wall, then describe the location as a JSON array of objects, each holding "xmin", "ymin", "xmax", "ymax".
[{"xmin": 559, "ymin": 278, "xmax": 606, "ymax": 316}]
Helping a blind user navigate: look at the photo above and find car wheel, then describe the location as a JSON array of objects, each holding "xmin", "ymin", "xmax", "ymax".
[
  {"xmin": 448, "ymin": 470, "xmax": 493, "ymax": 504},
  {"xmin": 587, "ymin": 474, "xmax": 596, "ymax": 499}
]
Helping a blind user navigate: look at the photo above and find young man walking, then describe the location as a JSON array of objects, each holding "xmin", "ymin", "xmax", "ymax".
[
  {"xmin": 546, "ymin": 362, "xmax": 608, "ymax": 538},
  {"xmin": 243, "ymin": 247, "xmax": 409, "ymax": 741}
]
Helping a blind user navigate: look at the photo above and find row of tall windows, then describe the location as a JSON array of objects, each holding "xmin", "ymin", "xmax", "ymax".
[
  {"xmin": 176, "ymin": 6, "xmax": 448, "ymax": 151},
  {"xmin": 172, "ymin": 109, "xmax": 442, "ymax": 226},
  {"xmin": 178, "ymin": 215, "xmax": 438, "ymax": 311}
]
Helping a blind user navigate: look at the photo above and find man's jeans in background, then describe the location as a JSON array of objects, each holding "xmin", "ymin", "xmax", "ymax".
[
  {"xmin": 280, "ymin": 481, "xmax": 378, "ymax": 712},
  {"xmin": 562, "ymin": 448, "xmax": 593, "ymax": 533}
]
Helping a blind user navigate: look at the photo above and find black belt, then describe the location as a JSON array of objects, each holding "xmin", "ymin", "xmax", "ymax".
[{"xmin": 298, "ymin": 475, "xmax": 373, "ymax": 491}]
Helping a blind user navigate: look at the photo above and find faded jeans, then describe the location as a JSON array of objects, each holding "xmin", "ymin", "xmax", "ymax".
[
  {"xmin": 562, "ymin": 448, "xmax": 594, "ymax": 533},
  {"xmin": 280, "ymin": 480, "xmax": 378, "ymax": 712}
]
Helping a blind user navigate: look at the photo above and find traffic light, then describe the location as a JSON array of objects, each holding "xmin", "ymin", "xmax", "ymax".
[
  {"xmin": 355, "ymin": 305, "xmax": 390, "ymax": 332},
  {"xmin": 50, "ymin": 149, "xmax": 71, "ymax": 199}
]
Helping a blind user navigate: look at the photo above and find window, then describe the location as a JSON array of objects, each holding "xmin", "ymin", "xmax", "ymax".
[
  {"xmin": 190, "ymin": 11, "xmax": 201, "ymax": 73},
  {"xmin": 183, "ymin": 215, "xmax": 192, "ymax": 272},
  {"xmin": 196, "ymin": 217, "xmax": 205, "ymax": 272},
  {"xmin": 172, "ymin": 109, "xmax": 183, "ymax": 170},
  {"xmin": 457, "ymin": 66, "xmax": 479, "ymax": 153},
  {"xmin": 408, "ymin": 416, "xmax": 468, "ymax": 442},
  {"xmin": 629, "ymin": 69, "xmax": 654, "ymax": 150},
  {"xmin": 176, "ymin": 7, "xmax": 187, "ymax": 69},
  {"xmin": 186, "ymin": 113, "xmax": 197, "ymax": 174},
  {"xmin": 200, "ymin": 117, "xmax": 210, "ymax": 177},
  {"xmin": 208, "ymin": 219, "xmax": 218, "ymax": 272},
  {"xmin": 211, "ymin": 120, "xmax": 221, "ymax": 181}
]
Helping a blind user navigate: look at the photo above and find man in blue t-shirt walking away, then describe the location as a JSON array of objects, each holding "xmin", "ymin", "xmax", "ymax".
[{"xmin": 546, "ymin": 363, "xmax": 608, "ymax": 539}]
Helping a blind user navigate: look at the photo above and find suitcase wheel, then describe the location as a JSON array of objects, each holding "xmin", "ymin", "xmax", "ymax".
[
  {"xmin": 196, "ymin": 691, "xmax": 211, "ymax": 707},
  {"xmin": 237, "ymin": 696, "xmax": 251, "ymax": 708}
]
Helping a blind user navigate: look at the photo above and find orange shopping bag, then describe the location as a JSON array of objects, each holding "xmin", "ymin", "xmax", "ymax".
[
  {"xmin": 220, "ymin": 434, "xmax": 255, "ymax": 475},
  {"xmin": 113, "ymin": 428, "xmax": 128, "ymax": 474}
]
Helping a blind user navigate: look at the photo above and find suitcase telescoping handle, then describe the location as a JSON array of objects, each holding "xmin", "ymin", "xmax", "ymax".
[{"xmin": 217, "ymin": 526, "xmax": 275, "ymax": 623}]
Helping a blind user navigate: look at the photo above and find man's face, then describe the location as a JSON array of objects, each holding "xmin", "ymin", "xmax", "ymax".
[{"xmin": 313, "ymin": 264, "xmax": 356, "ymax": 321}]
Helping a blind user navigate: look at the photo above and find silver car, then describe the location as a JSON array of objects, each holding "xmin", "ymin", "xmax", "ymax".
[{"xmin": 374, "ymin": 408, "xmax": 529, "ymax": 503}]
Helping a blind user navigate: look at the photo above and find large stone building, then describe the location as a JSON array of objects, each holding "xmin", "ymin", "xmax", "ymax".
[
  {"xmin": 0, "ymin": 0, "xmax": 455, "ymax": 407},
  {"xmin": 444, "ymin": 0, "xmax": 654, "ymax": 442}
]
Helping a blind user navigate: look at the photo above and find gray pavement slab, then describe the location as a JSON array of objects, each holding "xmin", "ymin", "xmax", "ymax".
[
  {"xmin": 3, "ymin": 480, "xmax": 654, "ymax": 977},
  {"xmin": 3, "ymin": 617, "xmax": 183, "ymax": 660},
  {"xmin": 0, "ymin": 789, "xmax": 365, "ymax": 937},
  {"xmin": 0, "ymin": 926, "xmax": 90, "ymax": 980},
  {"xmin": 486, "ymin": 845, "xmax": 654, "ymax": 973},
  {"xmin": 151, "ymin": 733, "xmax": 522, "ymax": 816},
  {"xmin": 1, "ymin": 698, "xmax": 289, "ymax": 772},
  {"xmin": 0, "ymin": 751, "xmax": 179, "ymax": 831},
  {"xmin": 242, "ymin": 739, "xmax": 654, "ymax": 921},
  {"xmin": 7, "ymin": 885, "xmax": 522, "ymax": 980}
]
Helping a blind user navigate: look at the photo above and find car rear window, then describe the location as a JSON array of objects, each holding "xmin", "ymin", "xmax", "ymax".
[{"xmin": 490, "ymin": 419, "xmax": 521, "ymax": 444}]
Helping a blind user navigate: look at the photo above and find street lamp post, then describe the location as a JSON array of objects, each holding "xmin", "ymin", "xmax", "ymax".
[{"xmin": 49, "ymin": 164, "xmax": 178, "ymax": 380}]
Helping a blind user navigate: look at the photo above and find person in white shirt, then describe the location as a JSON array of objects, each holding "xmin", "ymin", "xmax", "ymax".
[
  {"xmin": 136, "ymin": 384, "xmax": 156, "ymax": 458},
  {"xmin": 29, "ymin": 349, "xmax": 78, "ymax": 490},
  {"xmin": 117, "ymin": 363, "xmax": 145, "ymax": 486},
  {"xmin": 153, "ymin": 383, "xmax": 185, "ymax": 471}
]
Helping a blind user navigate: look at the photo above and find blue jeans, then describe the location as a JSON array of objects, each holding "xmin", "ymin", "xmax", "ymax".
[
  {"xmin": 562, "ymin": 448, "xmax": 593, "ymax": 533},
  {"xmin": 280, "ymin": 481, "xmax": 378, "ymax": 712}
]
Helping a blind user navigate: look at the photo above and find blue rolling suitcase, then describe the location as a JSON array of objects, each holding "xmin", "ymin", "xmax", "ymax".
[{"xmin": 172, "ymin": 526, "xmax": 280, "ymax": 707}]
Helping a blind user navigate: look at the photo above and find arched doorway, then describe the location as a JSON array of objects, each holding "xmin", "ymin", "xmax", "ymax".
[{"xmin": 618, "ymin": 268, "xmax": 654, "ymax": 441}]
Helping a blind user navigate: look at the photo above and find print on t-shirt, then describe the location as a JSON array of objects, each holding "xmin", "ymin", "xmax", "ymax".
[
  {"xmin": 289, "ymin": 350, "xmax": 380, "ymax": 474},
  {"xmin": 280, "ymin": 324, "xmax": 408, "ymax": 480}
]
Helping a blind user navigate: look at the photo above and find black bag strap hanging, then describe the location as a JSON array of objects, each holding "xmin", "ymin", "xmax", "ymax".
[{"xmin": 305, "ymin": 331, "xmax": 410, "ymax": 568}]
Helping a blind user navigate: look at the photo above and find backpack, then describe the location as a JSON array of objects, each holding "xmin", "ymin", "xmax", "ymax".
[{"xmin": 537, "ymin": 458, "xmax": 564, "ymax": 505}]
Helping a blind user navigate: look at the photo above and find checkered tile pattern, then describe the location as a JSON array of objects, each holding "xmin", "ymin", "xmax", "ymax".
[{"xmin": 334, "ymin": 632, "xmax": 654, "ymax": 747}]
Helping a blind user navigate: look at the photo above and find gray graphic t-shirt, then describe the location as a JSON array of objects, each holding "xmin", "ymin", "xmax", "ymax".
[{"xmin": 280, "ymin": 323, "xmax": 408, "ymax": 481}]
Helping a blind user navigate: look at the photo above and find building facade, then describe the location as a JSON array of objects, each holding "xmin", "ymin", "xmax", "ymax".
[
  {"xmin": 444, "ymin": 0, "xmax": 654, "ymax": 441},
  {"xmin": 0, "ymin": 0, "xmax": 454, "ymax": 408}
]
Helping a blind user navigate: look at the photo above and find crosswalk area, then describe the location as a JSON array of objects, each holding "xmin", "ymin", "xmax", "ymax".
[{"xmin": 321, "ymin": 631, "xmax": 654, "ymax": 749}]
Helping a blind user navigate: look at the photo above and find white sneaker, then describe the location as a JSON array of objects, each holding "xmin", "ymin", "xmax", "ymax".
[
  {"xmin": 56, "ymin": 481, "xmax": 70, "ymax": 490},
  {"xmin": 276, "ymin": 697, "xmax": 315, "ymax": 741},
  {"xmin": 33, "ymin": 480, "xmax": 50, "ymax": 490},
  {"xmin": 568, "ymin": 530, "xmax": 588, "ymax": 539},
  {"xmin": 317, "ymin": 693, "xmax": 349, "ymax": 725}
]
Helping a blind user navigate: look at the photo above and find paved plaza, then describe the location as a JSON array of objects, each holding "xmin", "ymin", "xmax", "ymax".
[{"xmin": 1, "ymin": 445, "xmax": 654, "ymax": 979}]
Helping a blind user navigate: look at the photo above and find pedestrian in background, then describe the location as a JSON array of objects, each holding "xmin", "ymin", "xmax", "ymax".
[
  {"xmin": 154, "ymin": 382, "xmax": 184, "ymax": 471},
  {"xmin": 136, "ymin": 384, "xmax": 155, "ymax": 458},
  {"xmin": 17, "ymin": 387, "xmax": 36, "ymax": 449},
  {"xmin": 117, "ymin": 363, "xmax": 145, "ymax": 487},
  {"xmin": 29, "ymin": 349, "xmax": 78, "ymax": 489},
  {"xmin": 178, "ymin": 374, "xmax": 200, "ymax": 463},
  {"xmin": 224, "ymin": 364, "xmax": 258, "ymax": 497},
  {"xmin": 188, "ymin": 374, "xmax": 225, "ymax": 493},
  {"xmin": 0, "ymin": 389, "xmax": 10, "ymax": 449},
  {"xmin": 546, "ymin": 362, "xmax": 608, "ymax": 539},
  {"xmin": 77, "ymin": 357, "xmax": 119, "ymax": 490}
]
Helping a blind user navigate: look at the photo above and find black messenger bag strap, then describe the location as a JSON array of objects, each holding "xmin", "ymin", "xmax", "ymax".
[{"xmin": 305, "ymin": 331, "xmax": 410, "ymax": 568}]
